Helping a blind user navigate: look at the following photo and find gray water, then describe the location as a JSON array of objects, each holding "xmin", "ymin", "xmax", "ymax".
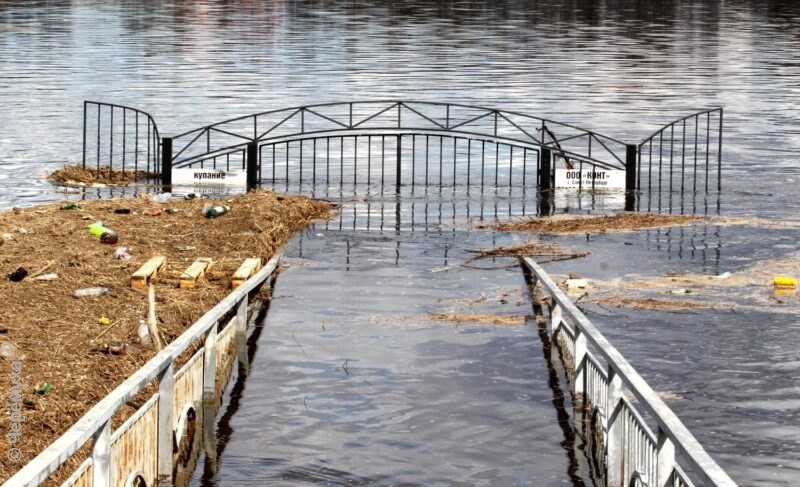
[{"xmin": 1, "ymin": 1, "xmax": 800, "ymax": 486}]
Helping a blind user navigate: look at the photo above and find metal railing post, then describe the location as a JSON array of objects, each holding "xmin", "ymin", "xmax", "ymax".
[
  {"xmin": 247, "ymin": 141, "xmax": 259, "ymax": 189},
  {"xmin": 625, "ymin": 144, "xmax": 637, "ymax": 211},
  {"xmin": 657, "ymin": 427, "xmax": 676, "ymax": 487},
  {"xmin": 157, "ymin": 365, "xmax": 174, "ymax": 487},
  {"xmin": 161, "ymin": 137, "xmax": 173, "ymax": 187},
  {"xmin": 82, "ymin": 102, "xmax": 88, "ymax": 168},
  {"xmin": 540, "ymin": 148, "xmax": 552, "ymax": 189},
  {"xmin": 203, "ymin": 326, "xmax": 218, "ymax": 406},
  {"xmin": 549, "ymin": 303, "xmax": 561, "ymax": 338},
  {"xmin": 606, "ymin": 367, "xmax": 624, "ymax": 487},
  {"xmin": 396, "ymin": 135, "xmax": 402, "ymax": 188},
  {"xmin": 91, "ymin": 420, "xmax": 111, "ymax": 487}
]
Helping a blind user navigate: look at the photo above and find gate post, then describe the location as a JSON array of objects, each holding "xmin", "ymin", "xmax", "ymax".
[
  {"xmin": 396, "ymin": 135, "xmax": 402, "ymax": 188},
  {"xmin": 540, "ymin": 147, "xmax": 552, "ymax": 189},
  {"xmin": 625, "ymin": 144, "xmax": 637, "ymax": 211},
  {"xmin": 247, "ymin": 141, "xmax": 259, "ymax": 189},
  {"xmin": 161, "ymin": 137, "xmax": 173, "ymax": 187}
]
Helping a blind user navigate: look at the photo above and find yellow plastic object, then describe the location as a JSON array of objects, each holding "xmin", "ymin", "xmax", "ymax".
[
  {"xmin": 98, "ymin": 316, "xmax": 111, "ymax": 325},
  {"xmin": 774, "ymin": 276, "xmax": 797, "ymax": 288}
]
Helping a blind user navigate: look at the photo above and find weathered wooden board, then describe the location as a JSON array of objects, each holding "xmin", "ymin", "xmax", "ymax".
[
  {"xmin": 231, "ymin": 258, "xmax": 262, "ymax": 288},
  {"xmin": 179, "ymin": 258, "xmax": 213, "ymax": 289},
  {"xmin": 130, "ymin": 256, "xmax": 166, "ymax": 290}
]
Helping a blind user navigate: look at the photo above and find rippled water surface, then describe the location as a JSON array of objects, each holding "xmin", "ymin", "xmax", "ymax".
[{"xmin": 2, "ymin": 1, "xmax": 800, "ymax": 486}]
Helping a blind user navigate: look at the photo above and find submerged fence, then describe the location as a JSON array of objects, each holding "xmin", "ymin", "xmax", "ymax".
[
  {"xmin": 81, "ymin": 101, "xmax": 161, "ymax": 177},
  {"xmin": 522, "ymin": 257, "xmax": 736, "ymax": 487},
  {"xmin": 4, "ymin": 254, "xmax": 281, "ymax": 487}
]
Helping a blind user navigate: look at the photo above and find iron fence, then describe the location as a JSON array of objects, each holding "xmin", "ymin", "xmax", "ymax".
[{"xmin": 82, "ymin": 101, "xmax": 161, "ymax": 178}]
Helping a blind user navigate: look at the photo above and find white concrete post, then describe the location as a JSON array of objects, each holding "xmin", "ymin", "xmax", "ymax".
[
  {"xmin": 657, "ymin": 427, "xmax": 676, "ymax": 487},
  {"xmin": 549, "ymin": 303, "xmax": 562, "ymax": 337},
  {"xmin": 235, "ymin": 296, "xmax": 249, "ymax": 370},
  {"xmin": 574, "ymin": 328, "xmax": 587, "ymax": 406},
  {"xmin": 157, "ymin": 364, "xmax": 175, "ymax": 487},
  {"xmin": 203, "ymin": 325, "xmax": 218, "ymax": 406},
  {"xmin": 606, "ymin": 366, "xmax": 624, "ymax": 487},
  {"xmin": 91, "ymin": 419, "xmax": 111, "ymax": 487}
]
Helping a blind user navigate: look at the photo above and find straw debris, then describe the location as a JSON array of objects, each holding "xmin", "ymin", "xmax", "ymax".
[
  {"xmin": 0, "ymin": 189, "xmax": 331, "ymax": 483},
  {"xmin": 483, "ymin": 212, "xmax": 705, "ymax": 235},
  {"xmin": 428, "ymin": 312, "xmax": 527, "ymax": 326},
  {"xmin": 48, "ymin": 164, "xmax": 156, "ymax": 187}
]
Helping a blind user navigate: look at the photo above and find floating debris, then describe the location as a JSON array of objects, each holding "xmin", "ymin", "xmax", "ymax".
[{"xmin": 483, "ymin": 212, "xmax": 705, "ymax": 235}]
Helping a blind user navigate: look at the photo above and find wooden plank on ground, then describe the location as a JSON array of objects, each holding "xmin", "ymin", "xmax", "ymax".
[
  {"xmin": 180, "ymin": 258, "xmax": 213, "ymax": 289},
  {"xmin": 130, "ymin": 256, "xmax": 166, "ymax": 290},
  {"xmin": 231, "ymin": 258, "xmax": 262, "ymax": 288}
]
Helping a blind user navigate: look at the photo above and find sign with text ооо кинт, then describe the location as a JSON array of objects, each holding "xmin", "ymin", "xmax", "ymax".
[
  {"xmin": 554, "ymin": 168, "xmax": 626, "ymax": 190},
  {"xmin": 171, "ymin": 168, "xmax": 246, "ymax": 186}
]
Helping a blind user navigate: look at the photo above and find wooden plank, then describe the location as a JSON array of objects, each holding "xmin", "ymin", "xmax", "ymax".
[
  {"xmin": 231, "ymin": 258, "xmax": 262, "ymax": 288},
  {"xmin": 179, "ymin": 258, "xmax": 213, "ymax": 289},
  {"xmin": 130, "ymin": 256, "xmax": 166, "ymax": 290}
]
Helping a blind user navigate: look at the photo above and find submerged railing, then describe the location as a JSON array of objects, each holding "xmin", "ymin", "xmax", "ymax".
[
  {"xmin": 4, "ymin": 253, "xmax": 281, "ymax": 487},
  {"xmin": 522, "ymin": 257, "xmax": 736, "ymax": 487},
  {"xmin": 82, "ymin": 101, "xmax": 161, "ymax": 178}
]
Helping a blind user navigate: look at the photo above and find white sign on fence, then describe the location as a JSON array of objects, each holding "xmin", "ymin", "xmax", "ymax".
[
  {"xmin": 554, "ymin": 168, "xmax": 626, "ymax": 190},
  {"xmin": 172, "ymin": 168, "xmax": 247, "ymax": 186}
]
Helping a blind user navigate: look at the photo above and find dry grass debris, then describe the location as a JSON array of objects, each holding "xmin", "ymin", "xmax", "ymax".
[
  {"xmin": 428, "ymin": 312, "xmax": 527, "ymax": 326},
  {"xmin": 0, "ymin": 189, "xmax": 331, "ymax": 483},
  {"xmin": 483, "ymin": 212, "xmax": 705, "ymax": 235},
  {"xmin": 48, "ymin": 164, "xmax": 156, "ymax": 187}
]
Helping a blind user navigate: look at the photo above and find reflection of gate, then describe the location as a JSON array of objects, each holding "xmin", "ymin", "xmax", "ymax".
[{"xmin": 81, "ymin": 101, "xmax": 723, "ymax": 205}]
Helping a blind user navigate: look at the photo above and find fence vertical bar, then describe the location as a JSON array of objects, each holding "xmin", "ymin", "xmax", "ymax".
[
  {"xmin": 135, "ymin": 111, "xmax": 139, "ymax": 173},
  {"xmin": 574, "ymin": 328, "xmax": 587, "ymax": 407},
  {"xmin": 626, "ymin": 144, "xmax": 637, "ymax": 211},
  {"xmin": 96, "ymin": 106, "xmax": 101, "ymax": 171},
  {"xmin": 161, "ymin": 137, "xmax": 172, "ymax": 187},
  {"xmin": 82, "ymin": 102, "xmax": 88, "ymax": 168},
  {"xmin": 157, "ymin": 365, "xmax": 174, "ymax": 487},
  {"xmin": 91, "ymin": 419, "xmax": 111, "ymax": 487},
  {"xmin": 396, "ymin": 135, "xmax": 402, "ymax": 188},
  {"xmin": 717, "ymin": 108, "xmax": 723, "ymax": 192},
  {"xmin": 705, "ymin": 112, "xmax": 710, "ymax": 192},
  {"xmin": 247, "ymin": 141, "xmax": 258, "ymax": 189},
  {"xmin": 110, "ymin": 106, "xmax": 114, "ymax": 172}
]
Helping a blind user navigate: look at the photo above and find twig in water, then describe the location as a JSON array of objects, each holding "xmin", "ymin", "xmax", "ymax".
[
  {"xmin": 291, "ymin": 331, "xmax": 308, "ymax": 357},
  {"xmin": 341, "ymin": 359, "xmax": 350, "ymax": 376}
]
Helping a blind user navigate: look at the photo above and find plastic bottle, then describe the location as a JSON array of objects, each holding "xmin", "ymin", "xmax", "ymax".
[
  {"xmin": 138, "ymin": 320, "xmax": 151, "ymax": 345},
  {"xmin": 0, "ymin": 342, "xmax": 18, "ymax": 359},
  {"xmin": 73, "ymin": 287, "xmax": 109, "ymax": 298},
  {"xmin": 88, "ymin": 222, "xmax": 118, "ymax": 244},
  {"xmin": 204, "ymin": 205, "xmax": 231, "ymax": 219},
  {"xmin": 156, "ymin": 192, "xmax": 172, "ymax": 203}
]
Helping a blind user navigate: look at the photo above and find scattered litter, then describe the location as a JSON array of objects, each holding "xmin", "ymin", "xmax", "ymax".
[
  {"xmin": 60, "ymin": 202, "xmax": 81, "ymax": 210},
  {"xmin": 774, "ymin": 276, "xmax": 797, "ymax": 288},
  {"xmin": 137, "ymin": 320, "xmax": 151, "ymax": 346},
  {"xmin": 34, "ymin": 273, "xmax": 59, "ymax": 281},
  {"xmin": 82, "ymin": 215, "xmax": 94, "ymax": 220},
  {"xmin": 114, "ymin": 247, "xmax": 132, "ymax": 260},
  {"xmin": 33, "ymin": 382, "xmax": 53, "ymax": 395},
  {"xmin": 185, "ymin": 193, "xmax": 197, "ymax": 200},
  {"xmin": 204, "ymin": 204, "xmax": 231, "ymax": 219},
  {"xmin": 106, "ymin": 342, "xmax": 129, "ymax": 355},
  {"xmin": 566, "ymin": 278, "xmax": 588, "ymax": 289},
  {"xmin": 0, "ymin": 342, "xmax": 18, "ymax": 359},
  {"xmin": 98, "ymin": 316, "xmax": 111, "ymax": 326},
  {"xmin": 177, "ymin": 246, "xmax": 196, "ymax": 252},
  {"xmin": 15, "ymin": 227, "xmax": 28, "ymax": 234},
  {"xmin": 165, "ymin": 208, "xmax": 179, "ymax": 214},
  {"xmin": 143, "ymin": 208, "xmax": 162, "ymax": 216},
  {"xmin": 88, "ymin": 221, "xmax": 118, "ymax": 244},
  {"xmin": 114, "ymin": 208, "xmax": 131, "ymax": 214},
  {"xmin": 8, "ymin": 267, "xmax": 28, "ymax": 282},
  {"xmin": 669, "ymin": 288, "xmax": 691, "ymax": 295},
  {"xmin": 0, "ymin": 326, "xmax": 7, "ymax": 334},
  {"xmin": 156, "ymin": 192, "xmax": 172, "ymax": 203},
  {"xmin": 73, "ymin": 286, "xmax": 109, "ymax": 298},
  {"xmin": 714, "ymin": 272, "xmax": 732, "ymax": 279},
  {"xmin": 2, "ymin": 233, "xmax": 13, "ymax": 240}
]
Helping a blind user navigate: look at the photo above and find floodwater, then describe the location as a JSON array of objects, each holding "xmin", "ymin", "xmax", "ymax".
[{"xmin": 1, "ymin": 1, "xmax": 800, "ymax": 486}]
